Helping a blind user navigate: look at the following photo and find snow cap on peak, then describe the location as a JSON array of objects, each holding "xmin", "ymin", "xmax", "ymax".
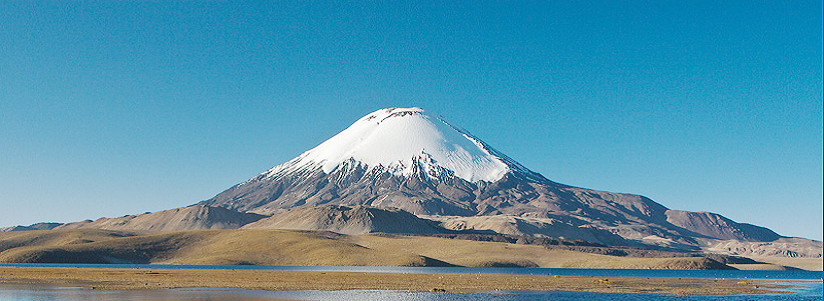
[{"xmin": 271, "ymin": 107, "xmax": 521, "ymax": 183}]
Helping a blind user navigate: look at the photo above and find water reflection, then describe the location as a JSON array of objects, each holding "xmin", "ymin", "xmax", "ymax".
[
  {"xmin": 0, "ymin": 283, "xmax": 284, "ymax": 301},
  {"xmin": 1, "ymin": 282, "xmax": 822, "ymax": 301}
]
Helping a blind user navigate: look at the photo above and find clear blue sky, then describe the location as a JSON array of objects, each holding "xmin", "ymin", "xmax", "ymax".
[{"xmin": 1, "ymin": 1, "xmax": 821, "ymax": 240}]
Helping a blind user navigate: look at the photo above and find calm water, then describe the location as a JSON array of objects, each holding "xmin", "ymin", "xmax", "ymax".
[
  {"xmin": 0, "ymin": 283, "xmax": 822, "ymax": 301},
  {"xmin": 1, "ymin": 264, "xmax": 821, "ymax": 300}
]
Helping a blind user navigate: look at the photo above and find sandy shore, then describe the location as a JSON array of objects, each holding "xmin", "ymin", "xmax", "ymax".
[{"xmin": 0, "ymin": 266, "xmax": 808, "ymax": 296}]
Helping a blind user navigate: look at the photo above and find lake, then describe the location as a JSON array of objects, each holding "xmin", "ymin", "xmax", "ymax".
[
  {"xmin": 2, "ymin": 263, "xmax": 821, "ymax": 279},
  {"xmin": 1, "ymin": 264, "xmax": 821, "ymax": 300}
]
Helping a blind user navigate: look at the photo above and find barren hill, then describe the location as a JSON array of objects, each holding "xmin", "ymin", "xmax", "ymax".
[
  {"xmin": 242, "ymin": 205, "xmax": 445, "ymax": 235},
  {"xmin": 1, "ymin": 229, "xmax": 747, "ymax": 270},
  {"xmin": 54, "ymin": 205, "xmax": 266, "ymax": 232}
]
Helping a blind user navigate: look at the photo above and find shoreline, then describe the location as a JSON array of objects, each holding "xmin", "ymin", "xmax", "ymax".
[{"xmin": 0, "ymin": 266, "xmax": 811, "ymax": 296}]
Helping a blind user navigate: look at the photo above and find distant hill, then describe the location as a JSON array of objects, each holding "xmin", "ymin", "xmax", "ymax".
[
  {"xmin": 0, "ymin": 222, "xmax": 62, "ymax": 232},
  {"xmin": 54, "ymin": 205, "xmax": 266, "ymax": 232},
  {"xmin": 665, "ymin": 210, "xmax": 782, "ymax": 242}
]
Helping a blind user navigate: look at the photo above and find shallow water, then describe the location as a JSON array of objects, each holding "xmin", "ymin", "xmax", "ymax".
[
  {"xmin": 2, "ymin": 263, "xmax": 821, "ymax": 280},
  {"xmin": 0, "ymin": 282, "xmax": 821, "ymax": 301},
  {"xmin": 0, "ymin": 283, "xmax": 278, "ymax": 301},
  {"xmin": 1, "ymin": 265, "xmax": 821, "ymax": 300},
  {"xmin": 215, "ymin": 282, "xmax": 824, "ymax": 300}
]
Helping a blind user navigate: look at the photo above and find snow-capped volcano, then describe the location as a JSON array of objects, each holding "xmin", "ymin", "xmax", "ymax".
[
  {"xmin": 198, "ymin": 107, "xmax": 807, "ymax": 255},
  {"xmin": 8, "ymin": 108, "xmax": 817, "ymax": 262},
  {"xmin": 266, "ymin": 107, "xmax": 539, "ymax": 183}
]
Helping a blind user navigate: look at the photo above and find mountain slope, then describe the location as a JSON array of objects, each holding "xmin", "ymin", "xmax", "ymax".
[
  {"xmin": 1, "ymin": 229, "xmax": 442, "ymax": 266},
  {"xmin": 0, "ymin": 229, "xmax": 138, "ymax": 254},
  {"xmin": 242, "ymin": 205, "xmax": 445, "ymax": 235},
  {"xmin": 0, "ymin": 229, "xmax": 737, "ymax": 269},
  {"xmin": 54, "ymin": 205, "xmax": 266, "ymax": 232},
  {"xmin": 665, "ymin": 210, "xmax": 781, "ymax": 242}
]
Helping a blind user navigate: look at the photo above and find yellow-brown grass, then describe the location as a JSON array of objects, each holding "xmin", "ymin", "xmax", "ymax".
[
  {"xmin": 742, "ymin": 256, "xmax": 823, "ymax": 271},
  {"xmin": 0, "ymin": 229, "xmax": 759, "ymax": 270},
  {"xmin": 0, "ymin": 266, "xmax": 798, "ymax": 296},
  {"xmin": 352, "ymin": 234, "xmax": 730, "ymax": 269}
]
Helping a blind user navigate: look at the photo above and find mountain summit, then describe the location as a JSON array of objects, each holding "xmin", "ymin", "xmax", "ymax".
[{"xmin": 265, "ymin": 107, "xmax": 544, "ymax": 183}]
